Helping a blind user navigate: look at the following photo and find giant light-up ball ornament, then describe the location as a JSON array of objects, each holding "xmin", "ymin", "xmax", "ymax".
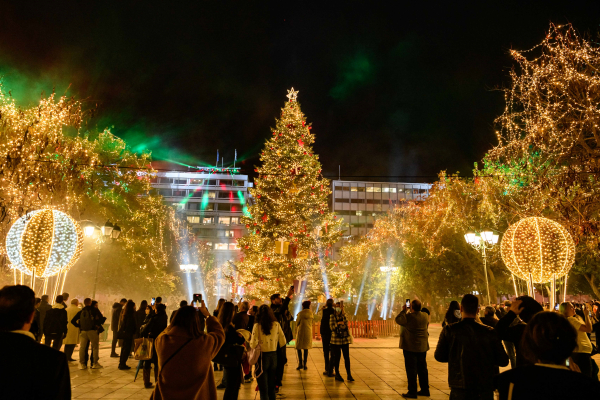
[
  {"xmin": 500, "ymin": 216, "xmax": 575, "ymax": 283},
  {"xmin": 6, "ymin": 209, "xmax": 83, "ymax": 278}
]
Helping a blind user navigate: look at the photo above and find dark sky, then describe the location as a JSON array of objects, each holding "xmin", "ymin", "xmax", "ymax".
[{"xmin": 0, "ymin": 1, "xmax": 599, "ymax": 182}]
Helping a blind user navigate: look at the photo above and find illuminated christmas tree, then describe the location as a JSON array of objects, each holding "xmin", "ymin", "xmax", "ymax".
[{"xmin": 238, "ymin": 88, "xmax": 345, "ymax": 298}]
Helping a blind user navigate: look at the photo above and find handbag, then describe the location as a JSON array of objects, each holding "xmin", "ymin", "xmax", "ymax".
[
  {"xmin": 247, "ymin": 328, "xmax": 262, "ymax": 366},
  {"xmin": 134, "ymin": 337, "xmax": 154, "ymax": 361},
  {"xmin": 213, "ymin": 343, "xmax": 245, "ymax": 368}
]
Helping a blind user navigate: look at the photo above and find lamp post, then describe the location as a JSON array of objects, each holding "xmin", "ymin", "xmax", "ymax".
[
  {"xmin": 180, "ymin": 264, "xmax": 199, "ymax": 273},
  {"xmin": 83, "ymin": 220, "xmax": 121, "ymax": 299},
  {"xmin": 464, "ymin": 230, "xmax": 499, "ymax": 305}
]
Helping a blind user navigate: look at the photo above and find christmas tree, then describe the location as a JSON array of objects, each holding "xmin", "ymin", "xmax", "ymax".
[{"xmin": 238, "ymin": 88, "xmax": 346, "ymax": 299}]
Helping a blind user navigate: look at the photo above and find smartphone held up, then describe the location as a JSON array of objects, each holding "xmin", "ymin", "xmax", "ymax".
[{"xmin": 192, "ymin": 293, "xmax": 202, "ymax": 308}]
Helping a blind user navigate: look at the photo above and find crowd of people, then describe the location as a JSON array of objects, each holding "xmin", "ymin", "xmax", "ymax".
[
  {"xmin": 2, "ymin": 282, "xmax": 600, "ymax": 400},
  {"xmin": 396, "ymin": 295, "xmax": 600, "ymax": 399},
  {"xmin": 0, "ymin": 284, "xmax": 359, "ymax": 400}
]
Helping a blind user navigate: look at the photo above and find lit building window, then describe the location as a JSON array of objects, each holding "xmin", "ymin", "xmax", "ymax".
[
  {"xmin": 187, "ymin": 216, "xmax": 200, "ymax": 224},
  {"xmin": 203, "ymin": 217, "xmax": 213, "ymax": 224},
  {"xmin": 215, "ymin": 243, "xmax": 228, "ymax": 250},
  {"xmin": 356, "ymin": 210, "xmax": 363, "ymax": 216},
  {"xmin": 225, "ymin": 230, "xmax": 235, "ymax": 237},
  {"xmin": 207, "ymin": 191, "xmax": 216, "ymax": 199},
  {"xmin": 219, "ymin": 217, "xmax": 230, "ymax": 225},
  {"xmin": 228, "ymin": 243, "xmax": 239, "ymax": 250},
  {"xmin": 231, "ymin": 217, "xmax": 240, "ymax": 224}
]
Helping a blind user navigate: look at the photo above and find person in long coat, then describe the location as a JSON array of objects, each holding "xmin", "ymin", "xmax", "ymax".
[
  {"xmin": 64, "ymin": 299, "xmax": 81, "ymax": 362},
  {"xmin": 150, "ymin": 303, "xmax": 224, "ymax": 400},
  {"xmin": 295, "ymin": 300, "xmax": 313, "ymax": 370}
]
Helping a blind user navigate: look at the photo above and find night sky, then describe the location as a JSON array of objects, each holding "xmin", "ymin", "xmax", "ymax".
[{"xmin": 0, "ymin": 2, "xmax": 599, "ymax": 182}]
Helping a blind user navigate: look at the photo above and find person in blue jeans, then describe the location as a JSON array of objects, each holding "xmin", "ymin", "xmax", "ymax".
[{"xmin": 249, "ymin": 305, "xmax": 287, "ymax": 400}]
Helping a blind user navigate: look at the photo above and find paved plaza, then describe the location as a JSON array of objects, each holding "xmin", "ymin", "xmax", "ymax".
[{"xmin": 69, "ymin": 324, "xmax": 599, "ymax": 399}]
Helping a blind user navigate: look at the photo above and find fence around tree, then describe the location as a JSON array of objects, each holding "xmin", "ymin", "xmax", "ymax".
[{"xmin": 311, "ymin": 319, "xmax": 400, "ymax": 340}]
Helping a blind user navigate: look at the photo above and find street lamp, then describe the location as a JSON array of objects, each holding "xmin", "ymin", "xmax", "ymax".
[
  {"xmin": 180, "ymin": 264, "xmax": 199, "ymax": 273},
  {"xmin": 464, "ymin": 230, "xmax": 499, "ymax": 305},
  {"xmin": 82, "ymin": 220, "xmax": 121, "ymax": 299}
]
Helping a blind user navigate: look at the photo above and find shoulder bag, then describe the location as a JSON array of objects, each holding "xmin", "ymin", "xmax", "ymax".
[
  {"xmin": 134, "ymin": 337, "xmax": 154, "ymax": 360},
  {"xmin": 247, "ymin": 327, "xmax": 261, "ymax": 366},
  {"xmin": 212, "ymin": 329, "xmax": 245, "ymax": 368}
]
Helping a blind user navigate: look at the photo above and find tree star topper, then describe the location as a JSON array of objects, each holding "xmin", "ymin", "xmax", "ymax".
[{"xmin": 286, "ymin": 87, "xmax": 299, "ymax": 102}]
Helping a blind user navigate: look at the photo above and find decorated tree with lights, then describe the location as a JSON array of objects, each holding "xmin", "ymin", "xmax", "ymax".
[
  {"xmin": 0, "ymin": 84, "xmax": 181, "ymax": 298},
  {"xmin": 238, "ymin": 89, "xmax": 344, "ymax": 298},
  {"xmin": 485, "ymin": 23, "xmax": 600, "ymax": 297}
]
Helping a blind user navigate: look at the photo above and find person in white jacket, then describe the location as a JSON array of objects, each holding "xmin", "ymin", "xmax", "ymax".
[
  {"xmin": 249, "ymin": 305, "xmax": 287, "ymax": 400},
  {"xmin": 64, "ymin": 299, "xmax": 80, "ymax": 362}
]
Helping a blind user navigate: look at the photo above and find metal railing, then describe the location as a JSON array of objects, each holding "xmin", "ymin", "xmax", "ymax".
[{"xmin": 312, "ymin": 319, "xmax": 400, "ymax": 340}]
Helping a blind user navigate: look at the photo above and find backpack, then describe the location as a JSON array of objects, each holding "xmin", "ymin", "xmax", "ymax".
[{"xmin": 80, "ymin": 308, "xmax": 94, "ymax": 331}]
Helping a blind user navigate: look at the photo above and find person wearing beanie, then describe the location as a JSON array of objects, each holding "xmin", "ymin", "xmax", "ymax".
[{"xmin": 495, "ymin": 296, "xmax": 544, "ymax": 367}]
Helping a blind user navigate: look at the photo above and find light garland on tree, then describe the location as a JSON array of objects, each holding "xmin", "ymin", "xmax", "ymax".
[
  {"xmin": 0, "ymin": 84, "xmax": 181, "ymax": 292},
  {"xmin": 6, "ymin": 209, "xmax": 83, "ymax": 278},
  {"xmin": 500, "ymin": 216, "xmax": 575, "ymax": 283}
]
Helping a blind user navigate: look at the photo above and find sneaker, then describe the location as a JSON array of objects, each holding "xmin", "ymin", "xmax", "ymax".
[
  {"xmin": 110, "ymin": 353, "xmax": 119, "ymax": 358},
  {"xmin": 118, "ymin": 365, "xmax": 131, "ymax": 370},
  {"xmin": 91, "ymin": 363, "xmax": 104, "ymax": 369},
  {"xmin": 78, "ymin": 364, "xmax": 87, "ymax": 370}
]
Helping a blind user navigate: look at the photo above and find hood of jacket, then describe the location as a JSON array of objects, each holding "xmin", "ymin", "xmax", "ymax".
[{"xmin": 52, "ymin": 303, "xmax": 65, "ymax": 310}]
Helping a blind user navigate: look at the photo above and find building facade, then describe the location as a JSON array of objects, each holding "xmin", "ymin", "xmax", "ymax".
[
  {"xmin": 151, "ymin": 169, "xmax": 252, "ymax": 267},
  {"xmin": 331, "ymin": 180, "xmax": 432, "ymax": 258}
]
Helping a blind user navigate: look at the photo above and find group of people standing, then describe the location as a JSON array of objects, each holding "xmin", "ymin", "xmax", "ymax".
[{"xmin": 395, "ymin": 294, "xmax": 600, "ymax": 399}]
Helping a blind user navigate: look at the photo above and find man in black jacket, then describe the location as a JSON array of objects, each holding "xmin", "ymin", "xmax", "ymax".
[
  {"xmin": 43, "ymin": 295, "xmax": 68, "ymax": 350},
  {"xmin": 494, "ymin": 295, "xmax": 543, "ymax": 368},
  {"xmin": 0, "ymin": 285, "xmax": 71, "ymax": 400},
  {"xmin": 270, "ymin": 286, "xmax": 294, "ymax": 389},
  {"xmin": 320, "ymin": 298, "xmax": 335, "ymax": 377},
  {"xmin": 435, "ymin": 294, "xmax": 509, "ymax": 400},
  {"xmin": 110, "ymin": 298, "xmax": 127, "ymax": 357},
  {"xmin": 72, "ymin": 297, "xmax": 105, "ymax": 369}
]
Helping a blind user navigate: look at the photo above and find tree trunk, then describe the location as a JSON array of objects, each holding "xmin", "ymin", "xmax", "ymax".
[{"xmin": 583, "ymin": 273, "xmax": 600, "ymax": 299}]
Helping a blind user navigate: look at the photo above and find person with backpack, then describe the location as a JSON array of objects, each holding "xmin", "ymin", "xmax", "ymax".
[
  {"xmin": 71, "ymin": 297, "xmax": 104, "ymax": 369},
  {"xmin": 43, "ymin": 295, "xmax": 68, "ymax": 350}
]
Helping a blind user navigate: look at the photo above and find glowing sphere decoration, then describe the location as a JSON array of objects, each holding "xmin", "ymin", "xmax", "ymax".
[
  {"xmin": 500, "ymin": 216, "xmax": 575, "ymax": 283},
  {"xmin": 6, "ymin": 209, "xmax": 83, "ymax": 278}
]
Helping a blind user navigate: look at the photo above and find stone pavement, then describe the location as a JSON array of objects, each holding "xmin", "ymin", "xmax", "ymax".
[{"xmin": 68, "ymin": 324, "xmax": 599, "ymax": 399}]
